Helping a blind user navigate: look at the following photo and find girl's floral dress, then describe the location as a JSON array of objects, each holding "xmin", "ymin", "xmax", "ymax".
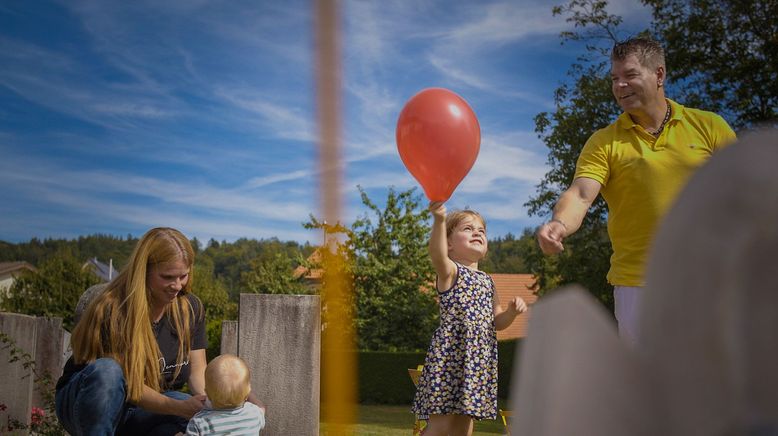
[{"xmin": 412, "ymin": 262, "xmax": 498, "ymax": 420}]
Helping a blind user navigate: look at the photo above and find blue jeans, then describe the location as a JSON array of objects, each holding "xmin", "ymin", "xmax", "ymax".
[{"xmin": 55, "ymin": 358, "xmax": 190, "ymax": 436}]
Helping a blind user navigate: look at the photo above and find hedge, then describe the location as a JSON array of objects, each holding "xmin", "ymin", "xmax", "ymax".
[{"xmin": 354, "ymin": 339, "xmax": 523, "ymax": 405}]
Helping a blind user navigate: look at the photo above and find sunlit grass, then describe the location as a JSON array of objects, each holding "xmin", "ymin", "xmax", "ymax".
[{"xmin": 320, "ymin": 404, "xmax": 506, "ymax": 435}]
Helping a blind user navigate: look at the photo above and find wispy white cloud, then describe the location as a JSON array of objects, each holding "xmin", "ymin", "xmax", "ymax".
[
  {"xmin": 427, "ymin": 56, "xmax": 494, "ymax": 91},
  {"xmin": 214, "ymin": 88, "xmax": 316, "ymax": 142},
  {"xmin": 0, "ymin": 0, "xmax": 652, "ymax": 244},
  {"xmin": 438, "ymin": 1, "xmax": 566, "ymax": 47},
  {"xmin": 429, "ymin": 128, "xmax": 548, "ymax": 223},
  {"xmin": 0, "ymin": 155, "xmax": 314, "ymax": 226},
  {"xmin": 1, "ymin": 187, "xmax": 314, "ymax": 243},
  {"xmin": 243, "ymin": 170, "xmax": 313, "ymax": 189},
  {"xmin": 349, "ymin": 168, "xmax": 414, "ymax": 192},
  {"xmin": 460, "ymin": 131, "xmax": 548, "ymax": 191}
]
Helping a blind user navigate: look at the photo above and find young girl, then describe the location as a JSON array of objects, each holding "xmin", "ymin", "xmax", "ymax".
[{"xmin": 412, "ymin": 202, "xmax": 528, "ymax": 436}]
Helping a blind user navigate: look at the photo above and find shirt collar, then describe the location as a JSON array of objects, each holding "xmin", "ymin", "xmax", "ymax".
[{"xmin": 617, "ymin": 98, "xmax": 684, "ymax": 130}]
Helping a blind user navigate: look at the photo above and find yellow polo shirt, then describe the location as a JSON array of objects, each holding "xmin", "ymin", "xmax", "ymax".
[{"xmin": 574, "ymin": 99, "xmax": 736, "ymax": 286}]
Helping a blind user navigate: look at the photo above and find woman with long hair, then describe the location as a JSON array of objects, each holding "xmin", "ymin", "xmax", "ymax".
[{"xmin": 55, "ymin": 227, "xmax": 207, "ymax": 435}]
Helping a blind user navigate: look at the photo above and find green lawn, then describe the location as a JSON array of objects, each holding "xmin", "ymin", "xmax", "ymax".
[{"xmin": 321, "ymin": 404, "xmax": 507, "ymax": 435}]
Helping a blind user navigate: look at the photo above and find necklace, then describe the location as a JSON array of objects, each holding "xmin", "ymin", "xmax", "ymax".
[
  {"xmin": 152, "ymin": 319, "xmax": 162, "ymax": 335},
  {"xmin": 647, "ymin": 102, "xmax": 671, "ymax": 136}
]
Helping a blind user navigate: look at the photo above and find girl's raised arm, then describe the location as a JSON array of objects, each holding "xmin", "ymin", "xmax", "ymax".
[{"xmin": 429, "ymin": 202, "xmax": 456, "ymax": 291}]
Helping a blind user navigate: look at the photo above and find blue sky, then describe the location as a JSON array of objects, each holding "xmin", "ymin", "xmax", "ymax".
[{"xmin": 0, "ymin": 0, "xmax": 651, "ymax": 245}]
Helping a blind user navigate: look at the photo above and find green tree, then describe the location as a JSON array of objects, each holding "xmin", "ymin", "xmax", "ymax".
[
  {"xmin": 480, "ymin": 230, "xmax": 536, "ymax": 274},
  {"xmin": 193, "ymin": 257, "xmax": 237, "ymax": 359},
  {"xmin": 644, "ymin": 0, "xmax": 778, "ymax": 128},
  {"xmin": 526, "ymin": 0, "xmax": 630, "ymax": 308},
  {"xmin": 0, "ymin": 234, "xmax": 137, "ymax": 269},
  {"xmin": 307, "ymin": 187, "xmax": 438, "ymax": 351},
  {"xmin": 239, "ymin": 251, "xmax": 310, "ymax": 295},
  {"xmin": 200, "ymin": 237, "xmax": 313, "ymax": 297},
  {"xmin": 1, "ymin": 253, "xmax": 100, "ymax": 330}
]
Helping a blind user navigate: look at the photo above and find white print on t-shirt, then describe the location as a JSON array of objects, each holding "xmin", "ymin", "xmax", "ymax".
[{"xmin": 159, "ymin": 357, "xmax": 190, "ymax": 374}]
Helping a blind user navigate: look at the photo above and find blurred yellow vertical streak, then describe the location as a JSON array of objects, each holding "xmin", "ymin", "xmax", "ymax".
[{"xmin": 315, "ymin": 0, "xmax": 356, "ymax": 434}]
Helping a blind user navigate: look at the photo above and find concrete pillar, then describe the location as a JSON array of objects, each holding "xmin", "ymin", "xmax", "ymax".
[
  {"xmin": 239, "ymin": 294, "xmax": 321, "ymax": 435},
  {"xmin": 0, "ymin": 312, "xmax": 37, "ymax": 429},
  {"xmin": 220, "ymin": 320, "xmax": 238, "ymax": 355}
]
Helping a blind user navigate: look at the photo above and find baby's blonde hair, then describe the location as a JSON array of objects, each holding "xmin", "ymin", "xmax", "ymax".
[
  {"xmin": 445, "ymin": 209, "xmax": 486, "ymax": 237},
  {"xmin": 206, "ymin": 354, "xmax": 252, "ymax": 409}
]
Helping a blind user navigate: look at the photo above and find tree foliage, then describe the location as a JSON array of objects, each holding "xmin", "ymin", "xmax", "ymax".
[
  {"xmin": 0, "ymin": 234, "xmax": 137, "ymax": 268},
  {"xmin": 238, "ymin": 251, "xmax": 310, "ymax": 295},
  {"xmin": 2, "ymin": 200, "xmax": 555, "ymax": 352},
  {"xmin": 200, "ymin": 237, "xmax": 314, "ymax": 297},
  {"xmin": 307, "ymin": 187, "xmax": 438, "ymax": 351},
  {"xmin": 479, "ymin": 230, "xmax": 535, "ymax": 274},
  {"xmin": 526, "ymin": 0, "xmax": 627, "ymax": 307},
  {"xmin": 1, "ymin": 253, "xmax": 100, "ymax": 330},
  {"xmin": 644, "ymin": 0, "xmax": 778, "ymax": 128},
  {"xmin": 193, "ymin": 256, "xmax": 238, "ymax": 359}
]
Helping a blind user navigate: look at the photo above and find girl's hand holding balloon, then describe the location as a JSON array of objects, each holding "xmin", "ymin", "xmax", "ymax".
[{"xmin": 429, "ymin": 201, "xmax": 447, "ymax": 221}]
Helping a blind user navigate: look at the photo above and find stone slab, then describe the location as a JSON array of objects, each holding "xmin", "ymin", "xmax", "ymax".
[{"xmin": 239, "ymin": 294, "xmax": 321, "ymax": 435}]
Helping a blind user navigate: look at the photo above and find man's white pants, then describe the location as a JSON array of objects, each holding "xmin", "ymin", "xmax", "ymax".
[{"xmin": 614, "ymin": 286, "xmax": 642, "ymax": 346}]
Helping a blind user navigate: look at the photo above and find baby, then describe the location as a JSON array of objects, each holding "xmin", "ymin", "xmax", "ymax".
[{"xmin": 185, "ymin": 354, "xmax": 266, "ymax": 435}]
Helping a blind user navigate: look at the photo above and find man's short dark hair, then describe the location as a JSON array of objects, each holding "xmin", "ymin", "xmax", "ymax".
[{"xmin": 612, "ymin": 37, "xmax": 666, "ymax": 71}]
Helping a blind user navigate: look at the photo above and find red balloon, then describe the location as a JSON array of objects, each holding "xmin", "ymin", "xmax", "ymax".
[{"xmin": 396, "ymin": 88, "xmax": 480, "ymax": 202}]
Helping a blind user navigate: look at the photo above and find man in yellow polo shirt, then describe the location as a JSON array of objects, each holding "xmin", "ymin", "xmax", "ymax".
[{"xmin": 536, "ymin": 37, "xmax": 736, "ymax": 345}]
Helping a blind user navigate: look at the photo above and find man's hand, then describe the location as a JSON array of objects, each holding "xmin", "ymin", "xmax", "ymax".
[{"xmin": 537, "ymin": 220, "xmax": 567, "ymax": 254}]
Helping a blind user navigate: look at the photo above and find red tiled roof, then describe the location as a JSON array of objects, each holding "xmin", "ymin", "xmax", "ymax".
[
  {"xmin": 0, "ymin": 261, "xmax": 36, "ymax": 277},
  {"xmin": 490, "ymin": 273, "xmax": 538, "ymax": 340},
  {"xmin": 292, "ymin": 249, "xmax": 324, "ymax": 280}
]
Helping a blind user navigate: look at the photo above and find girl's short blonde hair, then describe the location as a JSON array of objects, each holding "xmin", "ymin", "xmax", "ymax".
[{"xmin": 445, "ymin": 209, "xmax": 486, "ymax": 237}]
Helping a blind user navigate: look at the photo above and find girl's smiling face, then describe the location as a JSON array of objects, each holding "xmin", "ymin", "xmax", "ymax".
[{"xmin": 448, "ymin": 215, "xmax": 488, "ymax": 261}]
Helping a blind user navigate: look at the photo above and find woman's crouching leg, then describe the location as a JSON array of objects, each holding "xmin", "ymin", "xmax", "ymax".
[{"xmin": 55, "ymin": 358, "xmax": 127, "ymax": 436}]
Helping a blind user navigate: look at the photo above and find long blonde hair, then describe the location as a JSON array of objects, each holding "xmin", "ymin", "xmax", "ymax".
[{"xmin": 71, "ymin": 227, "xmax": 201, "ymax": 403}]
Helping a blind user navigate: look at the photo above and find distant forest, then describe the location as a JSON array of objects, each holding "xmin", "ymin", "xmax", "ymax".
[
  {"xmin": 1, "ymin": 235, "xmax": 314, "ymax": 292},
  {"xmin": 1, "ymin": 229, "xmax": 537, "ymax": 351},
  {"xmin": 0, "ymin": 230, "xmax": 534, "ymax": 289}
]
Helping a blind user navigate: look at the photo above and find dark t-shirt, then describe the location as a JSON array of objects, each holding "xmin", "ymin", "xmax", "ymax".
[
  {"xmin": 156, "ymin": 294, "xmax": 207, "ymax": 390},
  {"xmin": 56, "ymin": 293, "xmax": 207, "ymax": 392}
]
